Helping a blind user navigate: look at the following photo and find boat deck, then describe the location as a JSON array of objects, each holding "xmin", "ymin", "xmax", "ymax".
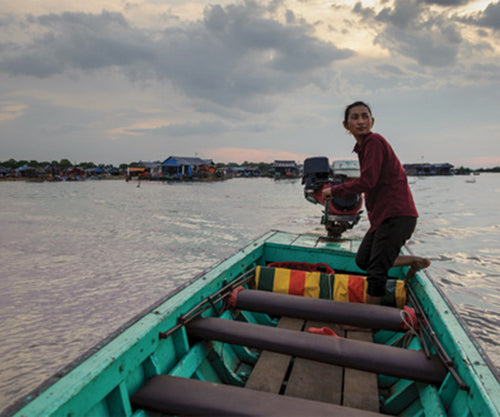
[
  {"xmin": 246, "ymin": 317, "xmax": 380, "ymax": 413},
  {"xmin": 132, "ymin": 316, "xmax": 382, "ymax": 416},
  {"xmin": 11, "ymin": 231, "xmax": 500, "ymax": 417}
]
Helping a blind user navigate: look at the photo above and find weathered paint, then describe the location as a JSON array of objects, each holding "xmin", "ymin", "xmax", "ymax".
[{"xmin": 10, "ymin": 231, "xmax": 500, "ymax": 417}]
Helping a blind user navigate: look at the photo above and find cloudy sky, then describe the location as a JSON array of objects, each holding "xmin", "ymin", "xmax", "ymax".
[{"xmin": 1, "ymin": 0, "xmax": 499, "ymax": 167}]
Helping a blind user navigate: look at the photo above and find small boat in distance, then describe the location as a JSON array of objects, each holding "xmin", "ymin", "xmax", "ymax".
[
  {"xmin": 332, "ymin": 159, "xmax": 360, "ymax": 179},
  {"xmin": 466, "ymin": 173, "xmax": 476, "ymax": 183},
  {"xmin": 6, "ymin": 230, "xmax": 500, "ymax": 417}
]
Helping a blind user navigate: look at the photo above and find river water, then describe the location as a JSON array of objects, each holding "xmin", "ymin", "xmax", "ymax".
[{"xmin": 1, "ymin": 175, "xmax": 499, "ymax": 413}]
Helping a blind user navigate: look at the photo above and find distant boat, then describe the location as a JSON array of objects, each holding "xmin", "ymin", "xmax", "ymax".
[
  {"xmin": 332, "ymin": 160, "xmax": 360, "ymax": 178},
  {"xmin": 466, "ymin": 173, "xmax": 476, "ymax": 183}
]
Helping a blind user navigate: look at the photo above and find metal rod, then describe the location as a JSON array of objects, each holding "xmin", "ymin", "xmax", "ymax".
[
  {"xmin": 403, "ymin": 286, "xmax": 432, "ymax": 358},
  {"xmin": 408, "ymin": 287, "xmax": 454, "ymax": 364},
  {"xmin": 418, "ymin": 327, "xmax": 431, "ymax": 359},
  {"xmin": 159, "ymin": 268, "xmax": 256, "ymax": 339},
  {"xmin": 407, "ymin": 285, "xmax": 469, "ymax": 390},
  {"xmin": 407, "ymin": 289, "xmax": 433, "ymax": 359},
  {"xmin": 408, "ymin": 288, "xmax": 454, "ymax": 367}
]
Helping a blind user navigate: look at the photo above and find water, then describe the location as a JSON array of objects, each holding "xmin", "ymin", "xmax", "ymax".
[{"xmin": 1, "ymin": 175, "xmax": 499, "ymax": 412}]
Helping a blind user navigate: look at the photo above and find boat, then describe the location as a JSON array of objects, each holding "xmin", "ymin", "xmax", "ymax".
[
  {"xmin": 332, "ymin": 159, "xmax": 360, "ymax": 179},
  {"xmin": 466, "ymin": 173, "xmax": 476, "ymax": 183},
  {"xmin": 5, "ymin": 229, "xmax": 500, "ymax": 416}
]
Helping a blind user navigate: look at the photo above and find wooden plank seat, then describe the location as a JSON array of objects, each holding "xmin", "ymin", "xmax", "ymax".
[
  {"xmin": 186, "ymin": 317, "xmax": 446, "ymax": 384},
  {"xmin": 130, "ymin": 374, "xmax": 383, "ymax": 417},
  {"xmin": 280, "ymin": 321, "xmax": 378, "ymax": 412},
  {"xmin": 245, "ymin": 317, "xmax": 304, "ymax": 393},
  {"xmin": 343, "ymin": 329, "xmax": 380, "ymax": 411},
  {"xmin": 284, "ymin": 321, "xmax": 344, "ymax": 405}
]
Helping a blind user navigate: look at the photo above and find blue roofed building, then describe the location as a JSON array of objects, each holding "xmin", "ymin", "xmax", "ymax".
[{"xmin": 162, "ymin": 157, "xmax": 215, "ymax": 180}]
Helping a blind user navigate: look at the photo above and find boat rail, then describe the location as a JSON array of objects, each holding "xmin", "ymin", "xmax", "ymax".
[{"xmin": 158, "ymin": 267, "xmax": 256, "ymax": 339}]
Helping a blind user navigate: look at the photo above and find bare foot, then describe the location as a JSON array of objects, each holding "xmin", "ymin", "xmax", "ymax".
[{"xmin": 405, "ymin": 257, "xmax": 431, "ymax": 281}]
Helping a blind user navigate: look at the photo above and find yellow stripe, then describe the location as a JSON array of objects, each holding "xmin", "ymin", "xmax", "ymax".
[
  {"xmin": 272, "ymin": 268, "xmax": 291, "ymax": 294},
  {"xmin": 304, "ymin": 271, "xmax": 320, "ymax": 298},
  {"xmin": 333, "ymin": 274, "xmax": 350, "ymax": 302},
  {"xmin": 254, "ymin": 266, "xmax": 260, "ymax": 289},
  {"xmin": 395, "ymin": 280, "xmax": 407, "ymax": 308},
  {"xmin": 364, "ymin": 279, "xmax": 368, "ymax": 303}
]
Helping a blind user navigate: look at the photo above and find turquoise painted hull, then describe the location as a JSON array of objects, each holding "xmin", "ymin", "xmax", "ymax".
[{"xmin": 7, "ymin": 231, "xmax": 500, "ymax": 417}]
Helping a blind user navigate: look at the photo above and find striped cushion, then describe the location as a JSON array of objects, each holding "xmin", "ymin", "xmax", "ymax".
[
  {"xmin": 254, "ymin": 266, "xmax": 406, "ymax": 307},
  {"xmin": 254, "ymin": 265, "xmax": 332, "ymax": 299}
]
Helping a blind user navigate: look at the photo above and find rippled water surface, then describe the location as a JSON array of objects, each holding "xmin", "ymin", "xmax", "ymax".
[{"xmin": 1, "ymin": 175, "xmax": 499, "ymax": 413}]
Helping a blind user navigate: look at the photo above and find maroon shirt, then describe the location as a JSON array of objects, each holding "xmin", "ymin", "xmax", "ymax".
[{"xmin": 330, "ymin": 132, "xmax": 418, "ymax": 232}]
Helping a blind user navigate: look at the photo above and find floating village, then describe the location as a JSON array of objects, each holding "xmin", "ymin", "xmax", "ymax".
[
  {"xmin": 0, "ymin": 157, "xmax": 489, "ymax": 182},
  {"xmin": 0, "ymin": 157, "xmax": 302, "ymax": 181}
]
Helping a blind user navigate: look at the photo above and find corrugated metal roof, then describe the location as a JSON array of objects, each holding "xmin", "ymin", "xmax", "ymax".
[{"xmin": 162, "ymin": 157, "xmax": 213, "ymax": 166}]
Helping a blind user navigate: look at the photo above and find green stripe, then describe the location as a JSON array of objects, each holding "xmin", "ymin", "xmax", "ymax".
[
  {"xmin": 256, "ymin": 266, "xmax": 276, "ymax": 292},
  {"xmin": 319, "ymin": 273, "xmax": 333, "ymax": 300},
  {"xmin": 381, "ymin": 279, "xmax": 397, "ymax": 306}
]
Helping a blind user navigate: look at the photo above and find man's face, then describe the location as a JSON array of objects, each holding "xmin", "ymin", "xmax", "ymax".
[{"xmin": 343, "ymin": 105, "xmax": 374, "ymax": 137}]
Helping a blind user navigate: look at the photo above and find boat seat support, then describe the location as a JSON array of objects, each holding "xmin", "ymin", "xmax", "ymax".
[
  {"xmin": 131, "ymin": 374, "xmax": 382, "ymax": 416},
  {"xmin": 234, "ymin": 289, "xmax": 407, "ymax": 331},
  {"xmin": 186, "ymin": 317, "xmax": 447, "ymax": 385}
]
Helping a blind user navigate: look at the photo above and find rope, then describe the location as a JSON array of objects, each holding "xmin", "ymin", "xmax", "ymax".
[{"xmin": 400, "ymin": 308, "xmax": 418, "ymax": 348}]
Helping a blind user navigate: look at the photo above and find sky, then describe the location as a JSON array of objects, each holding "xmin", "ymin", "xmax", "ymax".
[{"xmin": 1, "ymin": 0, "xmax": 499, "ymax": 168}]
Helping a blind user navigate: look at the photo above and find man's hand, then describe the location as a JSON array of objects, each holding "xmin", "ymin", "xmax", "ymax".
[{"xmin": 322, "ymin": 187, "xmax": 333, "ymax": 200}]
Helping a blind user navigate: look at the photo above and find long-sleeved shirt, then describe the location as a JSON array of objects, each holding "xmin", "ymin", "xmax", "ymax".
[{"xmin": 330, "ymin": 132, "xmax": 418, "ymax": 232}]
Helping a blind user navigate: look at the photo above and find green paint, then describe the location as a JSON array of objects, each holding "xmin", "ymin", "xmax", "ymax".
[{"xmin": 11, "ymin": 231, "xmax": 500, "ymax": 417}]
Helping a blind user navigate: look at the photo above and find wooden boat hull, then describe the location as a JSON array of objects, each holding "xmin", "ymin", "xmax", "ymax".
[{"xmin": 7, "ymin": 231, "xmax": 500, "ymax": 417}]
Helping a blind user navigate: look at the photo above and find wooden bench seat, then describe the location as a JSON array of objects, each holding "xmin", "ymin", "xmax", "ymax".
[
  {"xmin": 247, "ymin": 318, "xmax": 380, "ymax": 413},
  {"xmin": 245, "ymin": 316, "xmax": 303, "ymax": 393},
  {"xmin": 343, "ymin": 329, "xmax": 380, "ymax": 411},
  {"xmin": 284, "ymin": 320, "xmax": 343, "ymax": 405}
]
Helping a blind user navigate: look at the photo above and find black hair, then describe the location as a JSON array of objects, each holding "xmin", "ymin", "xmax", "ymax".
[{"xmin": 344, "ymin": 101, "xmax": 372, "ymax": 123}]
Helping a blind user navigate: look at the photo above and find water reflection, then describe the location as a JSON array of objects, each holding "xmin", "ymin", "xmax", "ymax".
[{"xmin": 1, "ymin": 175, "xmax": 499, "ymax": 411}]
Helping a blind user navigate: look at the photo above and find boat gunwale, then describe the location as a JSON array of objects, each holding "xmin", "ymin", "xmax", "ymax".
[
  {"xmin": 404, "ymin": 245, "xmax": 500, "ymax": 384},
  {"xmin": 401, "ymin": 246, "xmax": 500, "ymax": 415},
  {"xmin": 4, "ymin": 230, "xmax": 278, "ymax": 417},
  {"xmin": 5, "ymin": 230, "xmax": 500, "ymax": 417}
]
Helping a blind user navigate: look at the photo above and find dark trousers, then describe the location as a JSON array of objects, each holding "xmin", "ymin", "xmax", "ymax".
[{"xmin": 356, "ymin": 216, "xmax": 417, "ymax": 297}]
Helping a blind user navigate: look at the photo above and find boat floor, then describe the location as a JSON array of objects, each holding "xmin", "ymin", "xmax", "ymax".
[
  {"xmin": 245, "ymin": 317, "xmax": 380, "ymax": 413},
  {"xmin": 131, "ymin": 317, "xmax": 382, "ymax": 416}
]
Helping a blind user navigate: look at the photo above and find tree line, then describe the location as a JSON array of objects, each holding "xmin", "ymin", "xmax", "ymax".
[
  {"xmin": 2, "ymin": 158, "xmax": 499, "ymax": 174},
  {"xmin": 0, "ymin": 158, "xmax": 277, "ymax": 172},
  {"xmin": 0, "ymin": 158, "xmax": 127, "ymax": 170}
]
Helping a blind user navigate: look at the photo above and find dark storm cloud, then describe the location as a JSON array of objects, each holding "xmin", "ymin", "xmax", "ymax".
[
  {"xmin": 473, "ymin": 1, "xmax": 500, "ymax": 30},
  {"xmin": 0, "ymin": 3, "xmax": 354, "ymax": 109},
  {"xmin": 420, "ymin": 0, "xmax": 471, "ymax": 5},
  {"xmin": 354, "ymin": 0, "xmax": 463, "ymax": 67},
  {"xmin": 0, "ymin": 11, "xmax": 154, "ymax": 76},
  {"xmin": 156, "ymin": 2, "xmax": 354, "ymax": 105}
]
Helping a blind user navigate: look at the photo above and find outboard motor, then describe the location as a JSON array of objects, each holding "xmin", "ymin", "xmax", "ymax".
[{"xmin": 302, "ymin": 157, "xmax": 362, "ymax": 238}]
